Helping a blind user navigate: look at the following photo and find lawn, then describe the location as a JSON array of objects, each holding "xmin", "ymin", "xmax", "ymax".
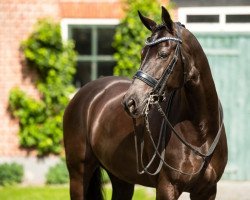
[
  {"xmin": 0, "ymin": 185, "xmax": 156, "ymax": 200},
  {"xmin": 0, "ymin": 186, "xmax": 70, "ymax": 200}
]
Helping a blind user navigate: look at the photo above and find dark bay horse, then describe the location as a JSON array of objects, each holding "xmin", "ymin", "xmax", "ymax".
[{"xmin": 63, "ymin": 7, "xmax": 228, "ymax": 200}]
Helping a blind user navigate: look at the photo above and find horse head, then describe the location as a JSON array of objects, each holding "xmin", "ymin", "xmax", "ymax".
[{"xmin": 123, "ymin": 7, "xmax": 188, "ymax": 118}]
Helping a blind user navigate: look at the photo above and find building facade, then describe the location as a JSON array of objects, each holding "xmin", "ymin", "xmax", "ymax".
[
  {"xmin": 0, "ymin": 0, "xmax": 125, "ymax": 158},
  {"xmin": 1, "ymin": 0, "xmax": 250, "ymax": 183},
  {"xmin": 0, "ymin": 0, "xmax": 168, "ymax": 184}
]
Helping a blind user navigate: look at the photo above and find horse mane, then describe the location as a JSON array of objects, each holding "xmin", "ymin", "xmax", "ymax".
[
  {"xmin": 181, "ymin": 27, "xmax": 214, "ymax": 80},
  {"xmin": 180, "ymin": 26, "xmax": 220, "ymax": 130}
]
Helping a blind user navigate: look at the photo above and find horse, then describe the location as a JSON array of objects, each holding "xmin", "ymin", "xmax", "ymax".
[{"xmin": 63, "ymin": 6, "xmax": 228, "ymax": 200}]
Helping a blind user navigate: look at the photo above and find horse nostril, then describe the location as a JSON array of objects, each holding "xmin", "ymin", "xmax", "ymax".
[
  {"xmin": 127, "ymin": 99, "xmax": 135, "ymax": 108},
  {"xmin": 123, "ymin": 98, "xmax": 136, "ymax": 115}
]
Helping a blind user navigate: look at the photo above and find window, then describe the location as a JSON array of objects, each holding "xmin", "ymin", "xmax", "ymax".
[
  {"xmin": 61, "ymin": 19, "xmax": 119, "ymax": 87},
  {"xmin": 178, "ymin": 6, "xmax": 250, "ymax": 32},
  {"xmin": 187, "ymin": 15, "xmax": 219, "ymax": 23},
  {"xmin": 226, "ymin": 14, "xmax": 250, "ymax": 23}
]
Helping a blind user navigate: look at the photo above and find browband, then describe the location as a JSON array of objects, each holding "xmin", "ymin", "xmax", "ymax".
[{"xmin": 145, "ymin": 37, "xmax": 182, "ymax": 46}]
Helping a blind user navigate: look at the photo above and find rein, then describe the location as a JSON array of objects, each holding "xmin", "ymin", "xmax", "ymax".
[
  {"xmin": 133, "ymin": 93, "xmax": 174, "ymax": 175},
  {"xmin": 132, "ymin": 23, "xmax": 224, "ymax": 176},
  {"xmin": 133, "ymin": 93, "xmax": 224, "ymax": 176}
]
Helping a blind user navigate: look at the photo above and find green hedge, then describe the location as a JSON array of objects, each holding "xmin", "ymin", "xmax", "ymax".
[
  {"xmin": 46, "ymin": 159, "xmax": 69, "ymax": 185},
  {"xmin": 46, "ymin": 159, "xmax": 110, "ymax": 185},
  {"xmin": 0, "ymin": 163, "xmax": 24, "ymax": 186}
]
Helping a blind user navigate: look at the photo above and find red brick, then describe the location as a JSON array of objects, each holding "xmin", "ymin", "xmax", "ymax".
[
  {"xmin": 0, "ymin": 0, "xmax": 60, "ymax": 156},
  {"xmin": 59, "ymin": 2, "xmax": 124, "ymax": 18}
]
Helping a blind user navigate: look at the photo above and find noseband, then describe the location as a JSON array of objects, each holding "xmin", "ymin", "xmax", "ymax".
[{"xmin": 134, "ymin": 25, "xmax": 183, "ymax": 96}]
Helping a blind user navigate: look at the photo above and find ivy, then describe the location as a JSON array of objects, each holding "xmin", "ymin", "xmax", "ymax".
[
  {"xmin": 113, "ymin": 0, "xmax": 173, "ymax": 77},
  {"xmin": 9, "ymin": 18, "xmax": 76, "ymax": 155}
]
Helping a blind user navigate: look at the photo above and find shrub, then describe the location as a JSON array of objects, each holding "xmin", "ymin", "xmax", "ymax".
[
  {"xmin": 113, "ymin": 0, "xmax": 173, "ymax": 77},
  {"xmin": 46, "ymin": 159, "xmax": 69, "ymax": 185},
  {"xmin": 45, "ymin": 157, "xmax": 111, "ymax": 185},
  {"xmin": 101, "ymin": 169, "xmax": 110, "ymax": 184},
  {"xmin": 0, "ymin": 163, "xmax": 24, "ymax": 186},
  {"xmin": 9, "ymin": 18, "xmax": 77, "ymax": 155}
]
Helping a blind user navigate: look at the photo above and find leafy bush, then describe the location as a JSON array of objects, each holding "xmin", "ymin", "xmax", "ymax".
[
  {"xmin": 101, "ymin": 169, "xmax": 110, "ymax": 184},
  {"xmin": 113, "ymin": 0, "xmax": 173, "ymax": 77},
  {"xmin": 0, "ymin": 163, "xmax": 24, "ymax": 186},
  {"xmin": 46, "ymin": 159, "xmax": 69, "ymax": 185},
  {"xmin": 9, "ymin": 18, "xmax": 77, "ymax": 155}
]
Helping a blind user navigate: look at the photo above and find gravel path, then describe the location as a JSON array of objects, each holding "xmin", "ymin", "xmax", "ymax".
[
  {"xmin": 139, "ymin": 181, "xmax": 250, "ymax": 200},
  {"xmin": 178, "ymin": 181, "xmax": 250, "ymax": 200}
]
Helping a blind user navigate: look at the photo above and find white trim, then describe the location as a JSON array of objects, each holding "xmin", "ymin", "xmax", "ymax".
[
  {"xmin": 178, "ymin": 6, "xmax": 250, "ymax": 32},
  {"xmin": 61, "ymin": 18, "xmax": 120, "ymax": 40}
]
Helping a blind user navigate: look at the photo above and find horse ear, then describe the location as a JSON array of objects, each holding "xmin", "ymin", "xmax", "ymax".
[
  {"xmin": 138, "ymin": 11, "xmax": 157, "ymax": 31},
  {"xmin": 161, "ymin": 6, "xmax": 173, "ymax": 32}
]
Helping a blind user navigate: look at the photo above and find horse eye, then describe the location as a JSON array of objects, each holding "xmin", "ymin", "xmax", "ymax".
[{"xmin": 158, "ymin": 51, "xmax": 168, "ymax": 59}]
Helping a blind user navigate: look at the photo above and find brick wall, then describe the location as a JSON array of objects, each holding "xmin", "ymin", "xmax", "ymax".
[
  {"xmin": 0, "ymin": 0, "xmax": 125, "ymax": 157},
  {"xmin": 0, "ymin": 0, "xmax": 170, "ymax": 157},
  {"xmin": 60, "ymin": 1, "xmax": 123, "ymax": 18},
  {"xmin": 0, "ymin": 0, "xmax": 60, "ymax": 156}
]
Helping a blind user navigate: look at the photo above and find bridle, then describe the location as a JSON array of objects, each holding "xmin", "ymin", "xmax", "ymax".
[
  {"xmin": 134, "ymin": 24, "xmax": 183, "ymax": 97},
  {"xmin": 132, "ymin": 23, "xmax": 224, "ymax": 176}
]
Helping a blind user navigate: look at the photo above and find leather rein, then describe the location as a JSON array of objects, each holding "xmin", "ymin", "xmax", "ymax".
[{"xmin": 132, "ymin": 23, "xmax": 224, "ymax": 176}]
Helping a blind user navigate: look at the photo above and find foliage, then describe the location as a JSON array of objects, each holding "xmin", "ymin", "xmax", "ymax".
[
  {"xmin": 46, "ymin": 159, "xmax": 69, "ymax": 185},
  {"xmin": 0, "ymin": 163, "xmax": 24, "ymax": 186},
  {"xmin": 113, "ymin": 0, "xmax": 173, "ymax": 77},
  {"xmin": 9, "ymin": 18, "xmax": 76, "ymax": 155},
  {"xmin": 101, "ymin": 169, "xmax": 110, "ymax": 184}
]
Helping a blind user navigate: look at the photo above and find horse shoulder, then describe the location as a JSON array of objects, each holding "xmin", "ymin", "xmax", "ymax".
[{"xmin": 83, "ymin": 77, "xmax": 131, "ymax": 146}]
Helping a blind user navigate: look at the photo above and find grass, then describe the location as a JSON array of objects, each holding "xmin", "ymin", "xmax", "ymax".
[
  {"xmin": 105, "ymin": 185, "xmax": 155, "ymax": 200},
  {"xmin": 0, "ymin": 185, "xmax": 155, "ymax": 200},
  {"xmin": 0, "ymin": 186, "xmax": 70, "ymax": 200}
]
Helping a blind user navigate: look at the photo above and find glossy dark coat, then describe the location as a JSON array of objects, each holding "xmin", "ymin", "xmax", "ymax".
[{"xmin": 63, "ymin": 7, "xmax": 228, "ymax": 200}]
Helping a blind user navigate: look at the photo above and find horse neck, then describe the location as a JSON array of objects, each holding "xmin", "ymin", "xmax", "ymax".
[{"xmin": 181, "ymin": 36, "xmax": 220, "ymax": 138}]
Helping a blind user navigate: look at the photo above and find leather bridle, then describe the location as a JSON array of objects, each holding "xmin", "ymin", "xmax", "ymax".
[{"xmin": 134, "ymin": 24, "xmax": 183, "ymax": 97}]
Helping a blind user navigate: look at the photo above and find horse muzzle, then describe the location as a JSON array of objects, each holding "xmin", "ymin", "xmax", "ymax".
[{"xmin": 122, "ymin": 97, "xmax": 140, "ymax": 118}]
